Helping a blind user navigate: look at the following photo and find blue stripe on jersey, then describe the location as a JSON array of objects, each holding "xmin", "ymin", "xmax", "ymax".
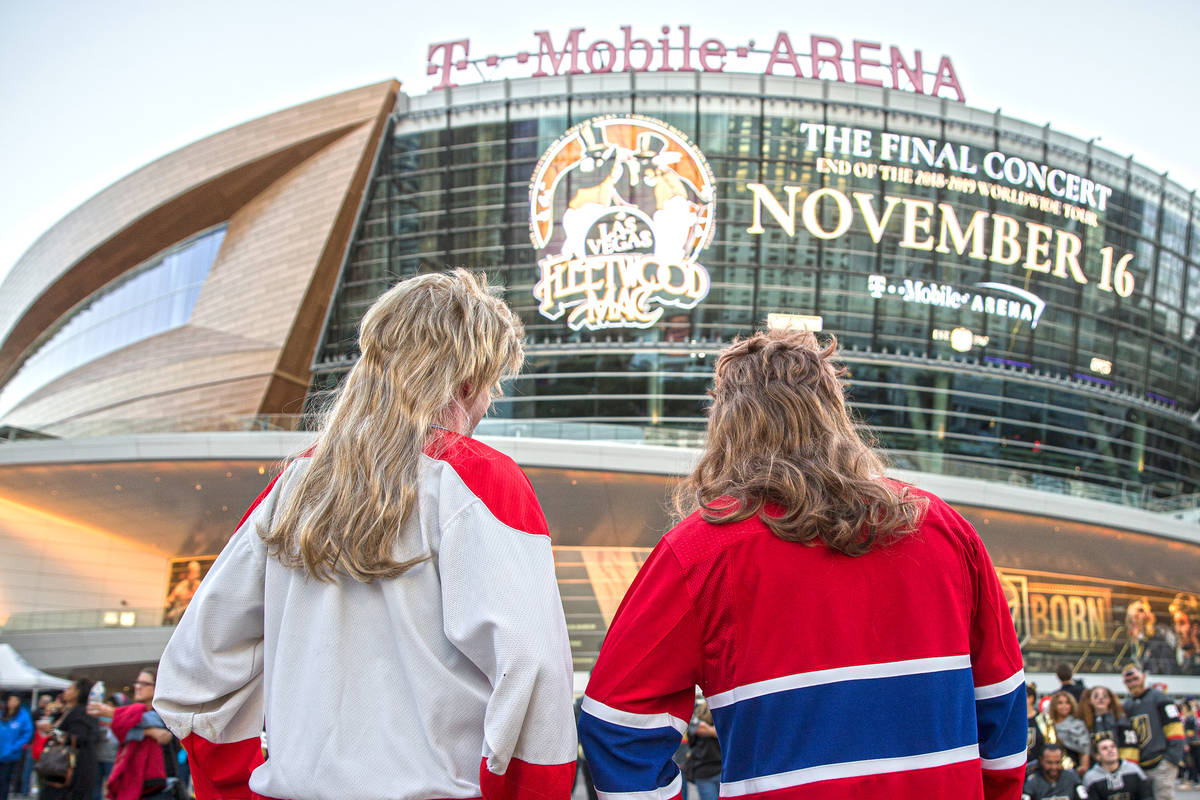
[
  {"xmin": 975, "ymin": 682, "xmax": 1027, "ymax": 762},
  {"xmin": 712, "ymin": 666, "xmax": 977, "ymax": 782},
  {"xmin": 578, "ymin": 710, "xmax": 683, "ymax": 794}
]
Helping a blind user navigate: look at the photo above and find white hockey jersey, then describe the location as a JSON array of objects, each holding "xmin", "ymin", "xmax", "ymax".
[{"xmin": 154, "ymin": 431, "xmax": 577, "ymax": 800}]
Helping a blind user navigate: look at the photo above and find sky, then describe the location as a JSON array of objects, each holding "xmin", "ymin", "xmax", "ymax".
[{"xmin": 2, "ymin": 0, "xmax": 1197, "ymax": 285}]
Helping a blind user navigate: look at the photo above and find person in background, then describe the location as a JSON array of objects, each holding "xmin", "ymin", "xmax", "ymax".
[
  {"xmin": 153, "ymin": 270, "xmax": 576, "ymax": 800},
  {"xmin": 1027, "ymin": 684, "xmax": 1047, "ymax": 774},
  {"xmin": 1039, "ymin": 690, "xmax": 1090, "ymax": 775},
  {"xmin": 1178, "ymin": 699, "xmax": 1199, "ymax": 790},
  {"xmin": 88, "ymin": 667, "xmax": 178, "ymax": 800},
  {"xmin": 578, "ymin": 330, "xmax": 1027, "ymax": 800},
  {"xmin": 1023, "ymin": 743, "xmax": 1083, "ymax": 800},
  {"xmin": 23, "ymin": 694, "xmax": 55, "ymax": 796},
  {"xmin": 682, "ymin": 701, "xmax": 721, "ymax": 800},
  {"xmin": 1169, "ymin": 594, "xmax": 1200, "ymax": 675},
  {"xmin": 1121, "ymin": 664, "xmax": 1186, "ymax": 800},
  {"xmin": 38, "ymin": 678, "xmax": 99, "ymax": 800},
  {"xmin": 1055, "ymin": 664, "xmax": 1085, "ymax": 702},
  {"xmin": 1079, "ymin": 686, "xmax": 1138, "ymax": 762},
  {"xmin": 0, "ymin": 694, "xmax": 33, "ymax": 800},
  {"xmin": 92, "ymin": 702, "xmax": 119, "ymax": 800},
  {"xmin": 1082, "ymin": 736, "xmax": 1152, "ymax": 800},
  {"xmin": 1125, "ymin": 600, "xmax": 1175, "ymax": 675}
]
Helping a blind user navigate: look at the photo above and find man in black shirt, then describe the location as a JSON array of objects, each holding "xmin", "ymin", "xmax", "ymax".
[{"xmin": 1024, "ymin": 743, "xmax": 1087, "ymax": 800}]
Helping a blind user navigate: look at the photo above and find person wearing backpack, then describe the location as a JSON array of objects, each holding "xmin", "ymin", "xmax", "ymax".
[{"xmin": 38, "ymin": 679, "xmax": 99, "ymax": 800}]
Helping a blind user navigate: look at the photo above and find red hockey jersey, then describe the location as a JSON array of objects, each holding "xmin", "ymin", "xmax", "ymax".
[{"xmin": 579, "ymin": 483, "xmax": 1025, "ymax": 800}]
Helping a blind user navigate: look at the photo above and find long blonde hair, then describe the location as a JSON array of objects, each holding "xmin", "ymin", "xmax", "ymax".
[
  {"xmin": 674, "ymin": 329, "xmax": 925, "ymax": 556},
  {"xmin": 261, "ymin": 269, "xmax": 524, "ymax": 582}
]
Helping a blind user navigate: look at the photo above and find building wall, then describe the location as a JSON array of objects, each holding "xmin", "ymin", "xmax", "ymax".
[{"xmin": 0, "ymin": 80, "xmax": 400, "ymax": 433}]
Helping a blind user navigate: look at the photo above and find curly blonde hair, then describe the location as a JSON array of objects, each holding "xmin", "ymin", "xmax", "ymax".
[{"xmin": 674, "ymin": 329, "xmax": 925, "ymax": 555}]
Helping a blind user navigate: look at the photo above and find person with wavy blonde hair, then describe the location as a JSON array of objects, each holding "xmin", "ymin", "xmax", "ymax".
[
  {"xmin": 154, "ymin": 270, "xmax": 577, "ymax": 800},
  {"xmin": 580, "ymin": 328, "xmax": 1028, "ymax": 800}
]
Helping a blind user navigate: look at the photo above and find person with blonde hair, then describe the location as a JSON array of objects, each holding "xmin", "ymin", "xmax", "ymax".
[
  {"xmin": 153, "ymin": 270, "xmax": 576, "ymax": 800},
  {"xmin": 1036, "ymin": 690, "xmax": 1090, "ymax": 774},
  {"xmin": 1169, "ymin": 593, "xmax": 1200, "ymax": 674},
  {"xmin": 1126, "ymin": 598, "xmax": 1175, "ymax": 674},
  {"xmin": 578, "ymin": 329, "xmax": 1026, "ymax": 800}
]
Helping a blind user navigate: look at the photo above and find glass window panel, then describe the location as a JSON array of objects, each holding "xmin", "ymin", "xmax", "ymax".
[{"xmin": 0, "ymin": 225, "xmax": 227, "ymax": 418}]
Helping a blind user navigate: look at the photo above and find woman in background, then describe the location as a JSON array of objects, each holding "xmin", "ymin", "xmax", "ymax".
[
  {"xmin": 1039, "ymin": 690, "xmax": 1090, "ymax": 775},
  {"xmin": 39, "ymin": 679, "xmax": 98, "ymax": 800}
]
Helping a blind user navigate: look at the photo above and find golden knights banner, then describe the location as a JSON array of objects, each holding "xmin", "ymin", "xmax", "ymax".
[{"xmin": 998, "ymin": 568, "xmax": 1200, "ymax": 675}]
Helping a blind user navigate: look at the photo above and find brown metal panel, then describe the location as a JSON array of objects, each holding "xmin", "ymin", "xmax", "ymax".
[{"xmin": 0, "ymin": 81, "xmax": 400, "ymax": 431}]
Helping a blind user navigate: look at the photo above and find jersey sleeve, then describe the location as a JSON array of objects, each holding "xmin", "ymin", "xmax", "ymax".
[
  {"xmin": 438, "ymin": 471, "xmax": 577, "ymax": 800},
  {"xmin": 963, "ymin": 521, "xmax": 1027, "ymax": 799},
  {"xmin": 1160, "ymin": 696, "xmax": 1187, "ymax": 765},
  {"xmin": 153, "ymin": 470, "xmax": 286, "ymax": 800},
  {"xmin": 1116, "ymin": 719, "xmax": 1142, "ymax": 763},
  {"xmin": 579, "ymin": 540, "xmax": 702, "ymax": 800}
]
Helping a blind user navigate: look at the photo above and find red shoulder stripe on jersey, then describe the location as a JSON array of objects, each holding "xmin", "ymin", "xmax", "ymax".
[
  {"xmin": 236, "ymin": 475, "xmax": 282, "ymax": 530},
  {"xmin": 235, "ymin": 448, "xmax": 314, "ymax": 530},
  {"xmin": 427, "ymin": 431, "xmax": 549, "ymax": 536},
  {"xmin": 478, "ymin": 755, "xmax": 576, "ymax": 800},
  {"xmin": 180, "ymin": 733, "xmax": 267, "ymax": 800}
]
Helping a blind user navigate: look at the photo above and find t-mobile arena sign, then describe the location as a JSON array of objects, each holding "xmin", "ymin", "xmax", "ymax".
[{"xmin": 427, "ymin": 26, "xmax": 965, "ymax": 101}]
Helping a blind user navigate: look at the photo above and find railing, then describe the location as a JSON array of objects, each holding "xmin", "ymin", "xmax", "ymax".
[
  {"xmin": 1, "ymin": 416, "xmax": 1197, "ymax": 518},
  {"xmin": 1146, "ymin": 492, "xmax": 1200, "ymax": 514},
  {"xmin": 0, "ymin": 414, "xmax": 308, "ymax": 441},
  {"xmin": 0, "ymin": 607, "xmax": 166, "ymax": 632}
]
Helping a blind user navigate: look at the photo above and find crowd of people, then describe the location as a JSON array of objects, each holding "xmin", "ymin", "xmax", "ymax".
[
  {"xmin": 1023, "ymin": 663, "xmax": 1200, "ymax": 799},
  {"xmin": 0, "ymin": 669, "xmax": 188, "ymax": 800}
]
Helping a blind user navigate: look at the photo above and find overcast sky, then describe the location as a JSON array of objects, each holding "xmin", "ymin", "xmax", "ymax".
[{"xmin": 2, "ymin": 0, "xmax": 1197, "ymax": 286}]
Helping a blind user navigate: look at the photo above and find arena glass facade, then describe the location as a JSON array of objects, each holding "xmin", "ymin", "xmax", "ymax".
[
  {"xmin": 312, "ymin": 72, "xmax": 1200, "ymax": 504},
  {"xmin": 3, "ymin": 76, "xmax": 1200, "ymax": 683}
]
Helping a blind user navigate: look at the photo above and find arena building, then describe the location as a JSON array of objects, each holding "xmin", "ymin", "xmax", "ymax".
[{"xmin": 2, "ymin": 32, "xmax": 1199, "ymax": 690}]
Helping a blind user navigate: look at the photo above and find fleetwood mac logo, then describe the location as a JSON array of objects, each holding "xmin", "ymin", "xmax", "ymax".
[{"xmin": 529, "ymin": 115, "xmax": 716, "ymax": 330}]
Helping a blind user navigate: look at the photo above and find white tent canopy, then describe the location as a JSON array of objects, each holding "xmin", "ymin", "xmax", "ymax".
[{"xmin": 0, "ymin": 643, "xmax": 71, "ymax": 692}]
